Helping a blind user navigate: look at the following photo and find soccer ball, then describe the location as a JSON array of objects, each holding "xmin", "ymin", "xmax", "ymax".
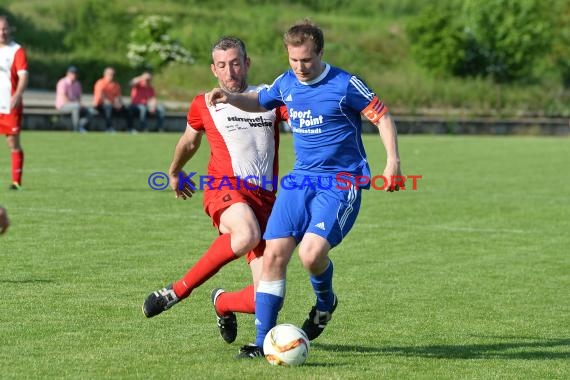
[{"xmin": 263, "ymin": 323, "xmax": 310, "ymax": 366}]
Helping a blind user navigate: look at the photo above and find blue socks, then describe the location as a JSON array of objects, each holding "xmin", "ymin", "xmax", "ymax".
[
  {"xmin": 253, "ymin": 261, "xmax": 334, "ymax": 347},
  {"xmin": 309, "ymin": 260, "xmax": 335, "ymax": 311},
  {"xmin": 255, "ymin": 280, "xmax": 285, "ymax": 347}
]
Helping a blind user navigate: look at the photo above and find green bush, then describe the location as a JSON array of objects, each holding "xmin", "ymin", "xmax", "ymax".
[
  {"xmin": 462, "ymin": 0, "xmax": 552, "ymax": 82},
  {"xmin": 408, "ymin": 0, "xmax": 553, "ymax": 83},
  {"xmin": 127, "ymin": 15, "xmax": 194, "ymax": 71},
  {"xmin": 406, "ymin": 3, "xmax": 471, "ymax": 77},
  {"xmin": 551, "ymin": 1, "xmax": 570, "ymax": 87}
]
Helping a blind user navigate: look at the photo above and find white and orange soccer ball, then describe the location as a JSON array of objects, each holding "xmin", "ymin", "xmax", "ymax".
[{"xmin": 263, "ymin": 323, "xmax": 310, "ymax": 366}]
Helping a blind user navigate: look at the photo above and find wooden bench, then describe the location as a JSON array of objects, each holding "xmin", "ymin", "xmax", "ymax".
[{"xmin": 22, "ymin": 106, "xmax": 189, "ymax": 132}]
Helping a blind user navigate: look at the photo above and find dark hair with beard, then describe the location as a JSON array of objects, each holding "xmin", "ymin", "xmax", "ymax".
[{"xmin": 211, "ymin": 36, "xmax": 248, "ymax": 63}]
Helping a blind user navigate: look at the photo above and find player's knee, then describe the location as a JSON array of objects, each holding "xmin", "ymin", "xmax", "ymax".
[
  {"xmin": 298, "ymin": 250, "xmax": 329, "ymax": 273},
  {"xmin": 299, "ymin": 257, "xmax": 319, "ymax": 273},
  {"xmin": 298, "ymin": 237, "xmax": 330, "ymax": 273},
  {"xmin": 264, "ymin": 249, "xmax": 289, "ymax": 269},
  {"xmin": 6, "ymin": 137, "xmax": 20, "ymax": 151},
  {"xmin": 231, "ymin": 228, "xmax": 261, "ymax": 256}
]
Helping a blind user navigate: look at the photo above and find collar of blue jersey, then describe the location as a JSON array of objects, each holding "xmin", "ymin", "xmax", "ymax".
[{"xmin": 298, "ymin": 63, "xmax": 330, "ymax": 86}]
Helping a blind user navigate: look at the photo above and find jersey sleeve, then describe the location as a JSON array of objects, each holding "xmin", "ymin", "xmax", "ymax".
[
  {"xmin": 276, "ymin": 105, "xmax": 288, "ymax": 123},
  {"xmin": 346, "ymin": 75, "xmax": 389, "ymax": 123},
  {"xmin": 187, "ymin": 94, "xmax": 205, "ymax": 131},
  {"xmin": 13, "ymin": 47, "xmax": 28, "ymax": 72},
  {"xmin": 258, "ymin": 74, "xmax": 286, "ymax": 110}
]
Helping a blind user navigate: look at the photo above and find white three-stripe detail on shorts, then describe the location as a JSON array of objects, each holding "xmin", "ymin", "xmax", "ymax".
[{"xmin": 338, "ymin": 185, "xmax": 357, "ymax": 230}]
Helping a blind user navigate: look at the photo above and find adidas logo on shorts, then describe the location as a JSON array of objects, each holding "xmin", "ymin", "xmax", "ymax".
[{"xmin": 314, "ymin": 222, "xmax": 326, "ymax": 230}]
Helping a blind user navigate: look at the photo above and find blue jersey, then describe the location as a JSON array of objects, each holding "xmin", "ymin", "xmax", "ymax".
[{"xmin": 258, "ymin": 64, "xmax": 379, "ymax": 178}]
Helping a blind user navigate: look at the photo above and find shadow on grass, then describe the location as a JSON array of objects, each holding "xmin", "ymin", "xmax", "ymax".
[{"xmin": 313, "ymin": 338, "xmax": 570, "ymax": 360}]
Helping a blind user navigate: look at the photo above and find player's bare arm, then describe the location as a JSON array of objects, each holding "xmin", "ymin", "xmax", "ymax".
[
  {"xmin": 11, "ymin": 71, "xmax": 28, "ymax": 109},
  {"xmin": 206, "ymin": 88, "xmax": 267, "ymax": 112},
  {"xmin": 129, "ymin": 75, "xmax": 144, "ymax": 87},
  {"xmin": 168, "ymin": 126, "xmax": 202, "ymax": 200},
  {"xmin": 375, "ymin": 112, "xmax": 402, "ymax": 192}
]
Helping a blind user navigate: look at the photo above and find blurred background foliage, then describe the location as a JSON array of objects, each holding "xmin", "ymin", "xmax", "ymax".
[
  {"xmin": 1, "ymin": 0, "xmax": 568, "ymax": 115},
  {"xmin": 408, "ymin": 0, "xmax": 555, "ymax": 83}
]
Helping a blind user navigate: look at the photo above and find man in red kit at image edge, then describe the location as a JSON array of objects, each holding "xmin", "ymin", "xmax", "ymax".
[{"xmin": 0, "ymin": 15, "xmax": 27, "ymax": 190}]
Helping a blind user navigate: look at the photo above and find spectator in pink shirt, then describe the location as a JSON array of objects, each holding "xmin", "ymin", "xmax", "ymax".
[
  {"xmin": 128, "ymin": 71, "xmax": 165, "ymax": 133},
  {"xmin": 55, "ymin": 66, "xmax": 94, "ymax": 133}
]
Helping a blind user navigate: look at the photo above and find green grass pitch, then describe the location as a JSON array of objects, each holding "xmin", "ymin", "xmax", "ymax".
[{"xmin": 0, "ymin": 131, "xmax": 568, "ymax": 379}]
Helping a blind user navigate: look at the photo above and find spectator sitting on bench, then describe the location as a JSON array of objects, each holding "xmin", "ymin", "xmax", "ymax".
[
  {"xmin": 93, "ymin": 67, "xmax": 133, "ymax": 133},
  {"xmin": 128, "ymin": 71, "xmax": 165, "ymax": 133},
  {"xmin": 55, "ymin": 66, "xmax": 94, "ymax": 133}
]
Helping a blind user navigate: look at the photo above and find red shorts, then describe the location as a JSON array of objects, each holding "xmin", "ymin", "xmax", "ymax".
[
  {"xmin": 204, "ymin": 185, "xmax": 275, "ymax": 263},
  {"xmin": 0, "ymin": 107, "xmax": 23, "ymax": 135}
]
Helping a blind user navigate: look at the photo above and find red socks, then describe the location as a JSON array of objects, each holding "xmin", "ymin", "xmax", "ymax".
[
  {"xmin": 171, "ymin": 233, "xmax": 256, "ymax": 316},
  {"xmin": 172, "ymin": 234, "xmax": 238, "ymax": 299},
  {"xmin": 11, "ymin": 150, "xmax": 24, "ymax": 185},
  {"xmin": 215, "ymin": 284, "xmax": 255, "ymax": 316}
]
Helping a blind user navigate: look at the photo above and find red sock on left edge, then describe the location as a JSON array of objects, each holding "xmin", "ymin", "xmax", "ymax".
[{"xmin": 11, "ymin": 150, "xmax": 24, "ymax": 185}]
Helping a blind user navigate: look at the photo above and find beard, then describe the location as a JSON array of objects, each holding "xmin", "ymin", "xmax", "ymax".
[{"xmin": 220, "ymin": 78, "xmax": 247, "ymax": 93}]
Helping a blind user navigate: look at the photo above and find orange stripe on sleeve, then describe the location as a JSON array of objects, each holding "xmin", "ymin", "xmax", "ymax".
[{"xmin": 362, "ymin": 96, "xmax": 388, "ymax": 124}]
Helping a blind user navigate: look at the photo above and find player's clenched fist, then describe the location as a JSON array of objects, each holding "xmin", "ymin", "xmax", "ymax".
[{"xmin": 0, "ymin": 206, "xmax": 9, "ymax": 235}]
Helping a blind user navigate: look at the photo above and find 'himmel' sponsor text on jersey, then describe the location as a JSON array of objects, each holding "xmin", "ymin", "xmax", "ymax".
[{"xmin": 258, "ymin": 63, "xmax": 387, "ymax": 178}]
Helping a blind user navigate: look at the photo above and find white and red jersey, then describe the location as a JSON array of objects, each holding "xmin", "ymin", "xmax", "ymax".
[
  {"xmin": 0, "ymin": 41, "xmax": 28, "ymax": 131},
  {"xmin": 187, "ymin": 85, "xmax": 288, "ymax": 192}
]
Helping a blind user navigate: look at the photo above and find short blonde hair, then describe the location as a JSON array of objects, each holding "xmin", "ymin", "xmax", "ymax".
[{"xmin": 283, "ymin": 19, "xmax": 324, "ymax": 54}]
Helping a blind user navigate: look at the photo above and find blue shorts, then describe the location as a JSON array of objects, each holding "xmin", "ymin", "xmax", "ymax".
[{"xmin": 264, "ymin": 173, "xmax": 362, "ymax": 247}]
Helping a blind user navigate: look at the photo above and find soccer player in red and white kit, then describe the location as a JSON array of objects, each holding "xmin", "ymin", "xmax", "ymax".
[
  {"xmin": 143, "ymin": 37, "xmax": 288, "ymax": 344},
  {"xmin": 0, "ymin": 15, "xmax": 27, "ymax": 190}
]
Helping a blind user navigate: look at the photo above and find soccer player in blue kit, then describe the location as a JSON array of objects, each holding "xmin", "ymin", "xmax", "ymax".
[{"xmin": 207, "ymin": 19, "xmax": 402, "ymax": 359}]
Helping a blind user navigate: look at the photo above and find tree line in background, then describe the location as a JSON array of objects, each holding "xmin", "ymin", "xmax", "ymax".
[
  {"xmin": 408, "ymin": 0, "xmax": 570, "ymax": 86},
  {"xmin": 1, "ymin": 0, "xmax": 569, "ymax": 115}
]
